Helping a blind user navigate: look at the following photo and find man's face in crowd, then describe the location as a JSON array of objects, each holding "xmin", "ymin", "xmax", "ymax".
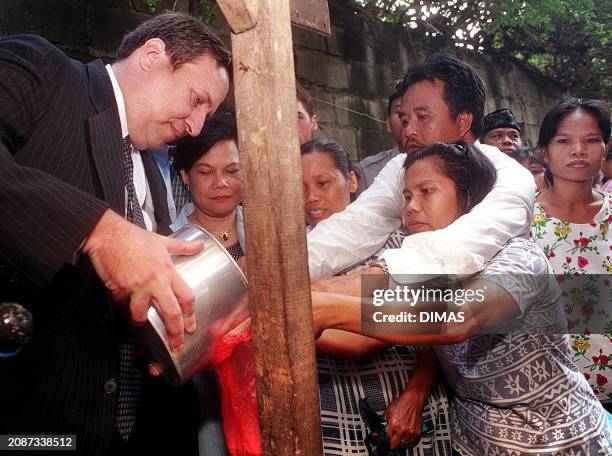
[
  {"xmin": 386, "ymin": 97, "xmax": 406, "ymax": 151},
  {"xmin": 400, "ymin": 79, "xmax": 469, "ymax": 155},
  {"xmin": 127, "ymin": 46, "xmax": 230, "ymax": 150},
  {"xmin": 297, "ymin": 100, "xmax": 318, "ymax": 145},
  {"xmin": 482, "ymin": 127, "xmax": 522, "ymax": 154}
]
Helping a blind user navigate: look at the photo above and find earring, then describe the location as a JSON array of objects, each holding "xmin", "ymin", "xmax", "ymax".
[{"xmin": 185, "ymin": 183, "xmax": 190, "ymax": 192}]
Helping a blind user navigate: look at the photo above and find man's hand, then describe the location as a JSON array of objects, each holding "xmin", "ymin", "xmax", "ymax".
[
  {"xmin": 384, "ymin": 388, "xmax": 424, "ymax": 449},
  {"xmin": 83, "ymin": 209, "xmax": 204, "ymax": 351}
]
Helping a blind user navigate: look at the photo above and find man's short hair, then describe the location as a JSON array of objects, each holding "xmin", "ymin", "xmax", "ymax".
[
  {"xmin": 387, "ymin": 78, "xmax": 404, "ymax": 116},
  {"xmin": 115, "ymin": 13, "xmax": 232, "ymax": 71},
  {"xmin": 400, "ymin": 53, "xmax": 486, "ymax": 138},
  {"xmin": 481, "ymin": 108, "xmax": 521, "ymax": 138},
  {"xmin": 296, "ymin": 81, "xmax": 315, "ymax": 117}
]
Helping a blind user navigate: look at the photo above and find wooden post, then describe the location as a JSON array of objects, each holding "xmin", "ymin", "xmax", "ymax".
[{"xmin": 218, "ymin": 0, "xmax": 324, "ymax": 454}]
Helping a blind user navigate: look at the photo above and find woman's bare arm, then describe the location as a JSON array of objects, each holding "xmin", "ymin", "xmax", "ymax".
[
  {"xmin": 315, "ymin": 329, "xmax": 388, "ymax": 358},
  {"xmin": 312, "ymin": 277, "xmax": 520, "ymax": 345}
]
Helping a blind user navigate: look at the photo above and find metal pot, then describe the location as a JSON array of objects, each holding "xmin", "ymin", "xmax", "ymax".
[{"xmin": 140, "ymin": 223, "xmax": 248, "ymax": 386}]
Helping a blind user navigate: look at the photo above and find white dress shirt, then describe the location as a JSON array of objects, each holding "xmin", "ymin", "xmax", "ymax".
[
  {"xmin": 105, "ymin": 64, "xmax": 155, "ymax": 232},
  {"xmin": 307, "ymin": 142, "xmax": 535, "ymax": 278}
]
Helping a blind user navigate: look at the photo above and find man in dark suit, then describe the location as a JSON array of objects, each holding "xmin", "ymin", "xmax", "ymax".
[{"xmin": 0, "ymin": 13, "xmax": 231, "ymax": 455}]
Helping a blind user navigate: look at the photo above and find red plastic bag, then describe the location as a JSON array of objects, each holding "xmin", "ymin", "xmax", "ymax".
[{"xmin": 210, "ymin": 324, "xmax": 261, "ymax": 456}]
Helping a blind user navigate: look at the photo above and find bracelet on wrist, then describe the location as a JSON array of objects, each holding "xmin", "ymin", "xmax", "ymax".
[{"xmin": 370, "ymin": 258, "xmax": 390, "ymax": 277}]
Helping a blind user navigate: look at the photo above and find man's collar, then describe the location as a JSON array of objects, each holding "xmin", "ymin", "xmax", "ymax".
[{"xmin": 105, "ymin": 64, "xmax": 128, "ymax": 139}]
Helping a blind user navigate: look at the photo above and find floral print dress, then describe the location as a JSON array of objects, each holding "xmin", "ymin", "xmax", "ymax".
[{"xmin": 531, "ymin": 191, "xmax": 611, "ymax": 404}]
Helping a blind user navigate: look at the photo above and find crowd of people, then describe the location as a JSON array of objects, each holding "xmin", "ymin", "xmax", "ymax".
[{"xmin": 1, "ymin": 12, "xmax": 611, "ymax": 456}]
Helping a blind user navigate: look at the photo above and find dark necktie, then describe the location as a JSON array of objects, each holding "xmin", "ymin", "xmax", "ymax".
[
  {"xmin": 115, "ymin": 136, "xmax": 144, "ymax": 441},
  {"xmin": 123, "ymin": 136, "xmax": 146, "ymax": 228}
]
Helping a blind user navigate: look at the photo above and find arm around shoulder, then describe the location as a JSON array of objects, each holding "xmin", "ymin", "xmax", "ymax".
[{"xmin": 384, "ymin": 144, "xmax": 535, "ymax": 276}]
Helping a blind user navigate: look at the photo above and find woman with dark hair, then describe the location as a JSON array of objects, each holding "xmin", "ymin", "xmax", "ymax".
[
  {"xmin": 301, "ymin": 138, "xmax": 359, "ymax": 229},
  {"xmin": 311, "ymin": 141, "xmax": 611, "ymax": 454},
  {"xmin": 170, "ymin": 112, "xmax": 246, "ymax": 456},
  {"xmin": 302, "ymin": 138, "xmax": 452, "ymax": 455},
  {"xmin": 173, "ymin": 111, "xmax": 244, "ymax": 261},
  {"xmin": 530, "ymin": 97, "xmax": 611, "ymax": 405},
  {"xmin": 402, "ymin": 141, "xmax": 496, "ymax": 220}
]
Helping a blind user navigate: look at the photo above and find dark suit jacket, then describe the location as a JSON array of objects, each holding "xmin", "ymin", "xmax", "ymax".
[{"xmin": 0, "ymin": 35, "xmax": 198, "ymax": 455}]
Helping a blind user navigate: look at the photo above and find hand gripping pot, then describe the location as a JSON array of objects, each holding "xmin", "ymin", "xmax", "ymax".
[{"xmin": 140, "ymin": 224, "xmax": 249, "ymax": 386}]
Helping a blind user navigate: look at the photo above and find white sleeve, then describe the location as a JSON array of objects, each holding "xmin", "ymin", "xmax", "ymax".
[
  {"xmin": 307, "ymin": 153, "xmax": 406, "ymax": 279},
  {"xmin": 384, "ymin": 143, "xmax": 535, "ymax": 276}
]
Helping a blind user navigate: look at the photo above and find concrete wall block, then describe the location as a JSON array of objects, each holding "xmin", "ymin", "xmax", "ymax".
[
  {"xmin": 349, "ymin": 61, "xmax": 391, "ymax": 98},
  {"xmin": 348, "ymin": 98, "xmax": 382, "ymax": 130},
  {"xmin": 334, "ymin": 94, "xmax": 380, "ymax": 128},
  {"xmin": 295, "ymin": 49, "xmax": 348, "ymax": 90},
  {"xmin": 358, "ymin": 128, "xmax": 394, "ymax": 160},
  {"xmin": 393, "ymin": 41, "xmax": 423, "ymax": 76},
  {"xmin": 344, "ymin": 26, "xmax": 375, "ymax": 63},
  {"xmin": 372, "ymin": 28, "xmax": 407, "ymax": 68},
  {"xmin": 364, "ymin": 99, "xmax": 385, "ymax": 125},
  {"xmin": 334, "ymin": 99, "xmax": 387, "ymax": 136},
  {"xmin": 497, "ymin": 77, "xmax": 514, "ymax": 101},
  {"xmin": 309, "ymin": 90, "xmax": 336, "ymax": 124},
  {"xmin": 331, "ymin": 94, "xmax": 384, "ymax": 130},
  {"xmin": 331, "ymin": 94, "xmax": 354, "ymax": 125},
  {"xmin": 292, "ymin": 26, "xmax": 327, "ymax": 52},
  {"xmin": 0, "ymin": 0, "xmax": 567, "ymax": 162},
  {"xmin": 325, "ymin": 26, "xmax": 346, "ymax": 57},
  {"xmin": 317, "ymin": 124, "xmax": 358, "ymax": 160}
]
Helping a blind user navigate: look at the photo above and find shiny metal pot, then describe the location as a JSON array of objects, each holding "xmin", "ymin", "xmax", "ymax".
[{"xmin": 140, "ymin": 224, "xmax": 248, "ymax": 386}]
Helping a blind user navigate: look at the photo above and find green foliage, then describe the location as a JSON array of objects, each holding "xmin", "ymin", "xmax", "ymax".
[
  {"xmin": 353, "ymin": 0, "xmax": 611, "ymax": 99},
  {"xmin": 143, "ymin": 0, "xmax": 156, "ymax": 11},
  {"xmin": 199, "ymin": 1, "xmax": 218, "ymax": 24}
]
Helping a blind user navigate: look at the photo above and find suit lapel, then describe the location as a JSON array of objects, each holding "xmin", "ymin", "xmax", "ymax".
[{"xmin": 85, "ymin": 60, "xmax": 125, "ymax": 215}]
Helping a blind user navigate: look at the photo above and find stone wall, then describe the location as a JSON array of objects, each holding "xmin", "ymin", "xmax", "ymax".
[
  {"xmin": 294, "ymin": 1, "xmax": 567, "ymax": 159},
  {"xmin": 0, "ymin": 0, "xmax": 566, "ymax": 159}
]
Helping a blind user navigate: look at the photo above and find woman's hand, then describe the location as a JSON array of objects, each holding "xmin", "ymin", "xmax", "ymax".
[
  {"xmin": 385, "ymin": 347, "xmax": 439, "ymax": 449},
  {"xmin": 311, "ymin": 266, "xmax": 386, "ymax": 297},
  {"xmin": 311, "ymin": 272, "xmax": 362, "ymax": 296},
  {"xmin": 384, "ymin": 388, "xmax": 424, "ymax": 448}
]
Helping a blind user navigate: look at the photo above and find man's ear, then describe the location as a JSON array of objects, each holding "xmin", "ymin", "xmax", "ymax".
[
  {"xmin": 458, "ymin": 112, "xmax": 474, "ymax": 138},
  {"xmin": 139, "ymin": 38, "xmax": 168, "ymax": 72},
  {"xmin": 348, "ymin": 170, "xmax": 358, "ymax": 193},
  {"xmin": 311, "ymin": 114, "xmax": 319, "ymax": 131},
  {"xmin": 385, "ymin": 117, "xmax": 392, "ymax": 134}
]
